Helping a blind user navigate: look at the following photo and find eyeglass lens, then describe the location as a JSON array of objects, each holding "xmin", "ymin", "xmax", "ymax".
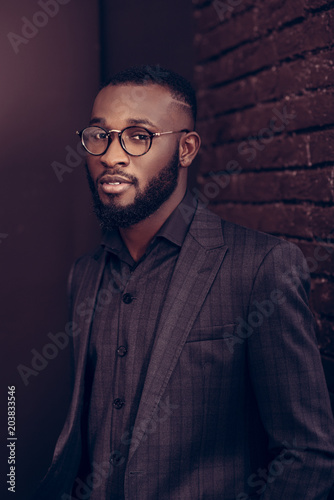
[{"xmin": 81, "ymin": 126, "xmax": 152, "ymax": 156}]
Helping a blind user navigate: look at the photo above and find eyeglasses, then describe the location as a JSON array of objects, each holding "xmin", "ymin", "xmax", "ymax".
[{"xmin": 76, "ymin": 126, "xmax": 189, "ymax": 157}]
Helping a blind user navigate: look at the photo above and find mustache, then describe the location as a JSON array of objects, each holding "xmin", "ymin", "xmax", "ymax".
[
  {"xmin": 96, "ymin": 169, "xmax": 138, "ymax": 185},
  {"xmin": 84, "ymin": 162, "xmax": 138, "ymax": 189}
]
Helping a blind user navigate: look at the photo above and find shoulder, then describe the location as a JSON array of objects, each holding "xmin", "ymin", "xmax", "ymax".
[
  {"xmin": 222, "ymin": 217, "xmax": 304, "ymax": 263},
  {"xmin": 194, "ymin": 203, "xmax": 303, "ymax": 264},
  {"xmin": 216, "ymin": 215, "xmax": 310, "ymax": 298}
]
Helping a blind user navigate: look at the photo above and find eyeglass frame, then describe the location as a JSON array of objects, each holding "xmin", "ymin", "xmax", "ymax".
[{"xmin": 76, "ymin": 125, "xmax": 190, "ymax": 157}]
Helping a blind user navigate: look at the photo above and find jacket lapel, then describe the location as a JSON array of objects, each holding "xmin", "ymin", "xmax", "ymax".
[{"xmin": 128, "ymin": 206, "xmax": 228, "ymax": 461}]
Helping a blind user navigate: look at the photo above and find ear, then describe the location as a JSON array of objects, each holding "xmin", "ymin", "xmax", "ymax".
[{"xmin": 179, "ymin": 131, "xmax": 201, "ymax": 168}]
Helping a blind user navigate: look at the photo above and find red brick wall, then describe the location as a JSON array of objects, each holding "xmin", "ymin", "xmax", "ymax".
[{"xmin": 193, "ymin": 0, "xmax": 334, "ymax": 360}]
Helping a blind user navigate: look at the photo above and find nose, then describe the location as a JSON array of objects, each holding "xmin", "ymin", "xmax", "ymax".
[{"xmin": 99, "ymin": 134, "xmax": 130, "ymax": 168}]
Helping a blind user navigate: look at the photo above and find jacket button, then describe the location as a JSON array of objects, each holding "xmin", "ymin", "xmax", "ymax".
[
  {"xmin": 113, "ymin": 398, "xmax": 125, "ymax": 409},
  {"xmin": 109, "ymin": 452, "xmax": 124, "ymax": 465},
  {"xmin": 122, "ymin": 293, "xmax": 134, "ymax": 304},
  {"xmin": 117, "ymin": 345, "xmax": 127, "ymax": 357}
]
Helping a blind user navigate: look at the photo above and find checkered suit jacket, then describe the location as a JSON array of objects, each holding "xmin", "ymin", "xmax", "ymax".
[{"xmin": 33, "ymin": 201, "xmax": 334, "ymax": 499}]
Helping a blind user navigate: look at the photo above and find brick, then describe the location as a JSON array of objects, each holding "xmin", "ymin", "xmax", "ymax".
[
  {"xmin": 208, "ymin": 203, "xmax": 334, "ymax": 239},
  {"xmin": 310, "ymin": 130, "xmax": 334, "ymax": 164},
  {"xmin": 195, "ymin": 12, "xmax": 334, "ymax": 89},
  {"xmin": 198, "ymin": 134, "xmax": 310, "ymax": 173},
  {"xmin": 281, "ymin": 51, "xmax": 334, "ymax": 90},
  {"xmin": 310, "ymin": 207, "xmax": 334, "ymax": 240},
  {"xmin": 285, "ymin": 90, "xmax": 334, "ymax": 132},
  {"xmin": 197, "ymin": 79, "xmax": 257, "ymax": 119},
  {"xmin": 195, "ymin": 36, "xmax": 277, "ymax": 88},
  {"xmin": 305, "ymin": 0, "xmax": 333, "ymax": 9},
  {"xmin": 193, "ymin": 0, "xmax": 256, "ymax": 33},
  {"xmin": 279, "ymin": 168, "xmax": 334, "ymax": 202},
  {"xmin": 198, "ymin": 91, "xmax": 334, "ymax": 144},
  {"xmin": 194, "ymin": 9, "xmax": 257, "ymax": 61},
  {"xmin": 197, "ymin": 102, "xmax": 269, "ymax": 143},
  {"xmin": 198, "ymin": 167, "xmax": 334, "ymax": 203},
  {"xmin": 256, "ymin": 0, "xmax": 305, "ymax": 32},
  {"xmin": 310, "ymin": 279, "xmax": 334, "ymax": 316},
  {"xmin": 194, "ymin": 0, "xmax": 308, "ymax": 35},
  {"xmin": 210, "ymin": 0, "xmax": 255, "ymax": 24},
  {"xmin": 197, "ymin": 49, "xmax": 334, "ymax": 120},
  {"xmin": 251, "ymin": 67, "xmax": 283, "ymax": 103},
  {"xmin": 274, "ymin": 11, "xmax": 334, "ymax": 60},
  {"xmin": 295, "ymin": 240, "xmax": 334, "ymax": 275},
  {"xmin": 316, "ymin": 317, "xmax": 334, "ymax": 356},
  {"xmin": 255, "ymin": 50, "xmax": 334, "ymax": 102},
  {"xmin": 193, "ymin": 3, "xmax": 222, "ymax": 33},
  {"xmin": 208, "ymin": 203, "xmax": 299, "ymax": 234},
  {"xmin": 198, "ymin": 101, "xmax": 295, "ymax": 143}
]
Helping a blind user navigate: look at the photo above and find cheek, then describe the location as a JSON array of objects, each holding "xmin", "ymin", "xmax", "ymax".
[
  {"xmin": 135, "ymin": 162, "xmax": 163, "ymax": 190},
  {"xmin": 86, "ymin": 157, "xmax": 100, "ymax": 179},
  {"xmin": 138, "ymin": 145, "xmax": 177, "ymax": 180}
]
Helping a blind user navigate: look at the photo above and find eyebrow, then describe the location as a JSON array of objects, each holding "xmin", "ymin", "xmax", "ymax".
[
  {"xmin": 89, "ymin": 117, "xmax": 158, "ymax": 129},
  {"xmin": 89, "ymin": 117, "xmax": 106, "ymax": 126},
  {"xmin": 128, "ymin": 118, "xmax": 157, "ymax": 128}
]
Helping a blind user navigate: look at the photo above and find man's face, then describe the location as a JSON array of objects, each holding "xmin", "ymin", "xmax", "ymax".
[{"xmin": 85, "ymin": 84, "xmax": 189, "ymax": 230}]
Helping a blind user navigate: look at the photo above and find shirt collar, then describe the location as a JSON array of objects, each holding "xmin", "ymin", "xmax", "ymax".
[
  {"xmin": 101, "ymin": 190, "xmax": 197, "ymax": 254},
  {"xmin": 155, "ymin": 189, "xmax": 196, "ymax": 247}
]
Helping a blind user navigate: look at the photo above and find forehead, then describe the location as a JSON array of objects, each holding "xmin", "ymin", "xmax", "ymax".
[{"xmin": 91, "ymin": 84, "xmax": 182, "ymax": 128}]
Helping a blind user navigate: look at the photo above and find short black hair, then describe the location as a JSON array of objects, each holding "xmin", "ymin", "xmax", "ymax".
[{"xmin": 103, "ymin": 64, "xmax": 197, "ymax": 125}]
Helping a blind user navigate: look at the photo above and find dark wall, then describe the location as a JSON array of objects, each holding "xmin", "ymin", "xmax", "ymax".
[
  {"xmin": 100, "ymin": 0, "xmax": 195, "ymax": 82},
  {"xmin": 0, "ymin": 1, "xmax": 100, "ymax": 498},
  {"xmin": 1, "ymin": 1, "xmax": 196, "ymax": 498}
]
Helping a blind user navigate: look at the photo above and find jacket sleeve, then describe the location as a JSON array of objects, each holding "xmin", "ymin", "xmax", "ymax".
[
  {"xmin": 30, "ymin": 256, "xmax": 88, "ymax": 500},
  {"xmin": 246, "ymin": 240, "xmax": 334, "ymax": 499}
]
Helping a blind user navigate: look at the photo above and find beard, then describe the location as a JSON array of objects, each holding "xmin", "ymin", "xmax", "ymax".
[{"xmin": 85, "ymin": 147, "xmax": 180, "ymax": 231}]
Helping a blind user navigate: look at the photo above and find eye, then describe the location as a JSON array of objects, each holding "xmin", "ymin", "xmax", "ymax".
[
  {"xmin": 133, "ymin": 133, "xmax": 150, "ymax": 141},
  {"xmin": 94, "ymin": 130, "xmax": 107, "ymax": 140},
  {"xmin": 84, "ymin": 127, "xmax": 108, "ymax": 142},
  {"xmin": 126, "ymin": 127, "xmax": 151, "ymax": 142}
]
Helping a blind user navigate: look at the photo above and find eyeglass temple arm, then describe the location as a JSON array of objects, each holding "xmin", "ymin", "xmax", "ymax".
[{"xmin": 153, "ymin": 129, "xmax": 189, "ymax": 137}]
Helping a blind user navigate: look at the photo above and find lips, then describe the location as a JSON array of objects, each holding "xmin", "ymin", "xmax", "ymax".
[
  {"xmin": 99, "ymin": 174, "xmax": 133, "ymax": 195},
  {"xmin": 99, "ymin": 174, "xmax": 133, "ymax": 186}
]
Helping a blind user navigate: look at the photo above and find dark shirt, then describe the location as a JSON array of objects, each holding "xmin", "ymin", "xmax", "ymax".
[{"xmin": 82, "ymin": 191, "xmax": 196, "ymax": 499}]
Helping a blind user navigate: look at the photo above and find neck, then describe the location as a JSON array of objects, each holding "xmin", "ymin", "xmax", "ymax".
[{"xmin": 119, "ymin": 186, "xmax": 186, "ymax": 262}]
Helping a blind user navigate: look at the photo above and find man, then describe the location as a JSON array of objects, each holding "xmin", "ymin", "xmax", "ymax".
[{"xmin": 33, "ymin": 65, "xmax": 334, "ymax": 499}]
